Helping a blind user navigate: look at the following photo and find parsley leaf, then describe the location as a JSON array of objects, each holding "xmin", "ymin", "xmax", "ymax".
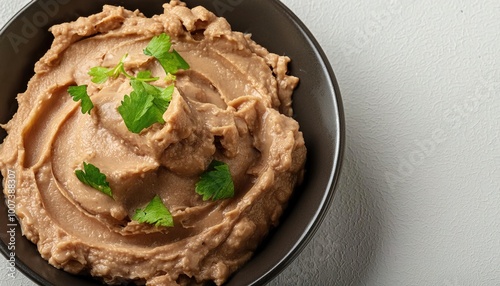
[
  {"xmin": 136, "ymin": 70, "xmax": 159, "ymax": 82},
  {"xmin": 132, "ymin": 195, "xmax": 173, "ymax": 227},
  {"xmin": 195, "ymin": 160, "xmax": 234, "ymax": 201},
  {"xmin": 88, "ymin": 54, "xmax": 128, "ymax": 84},
  {"xmin": 75, "ymin": 162, "xmax": 112, "ymax": 198},
  {"xmin": 144, "ymin": 33, "xmax": 190, "ymax": 75},
  {"xmin": 118, "ymin": 90, "xmax": 157, "ymax": 134},
  {"xmin": 88, "ymin": 67, "xmax": 112, "ymax": 84},
  {"xmin": 68, "ymin": 85, "xmax": 93, "ymax": 114},
  {"xmin": 117, "ymin": 79, "xmax": 174, "ymax": 133},
  {"xmin": 89, "ymin": 54, "xmax": 159, "ymax": 84}
]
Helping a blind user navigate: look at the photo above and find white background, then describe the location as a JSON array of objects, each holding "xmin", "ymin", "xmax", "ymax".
[{"xmin": 1, "ymin": 0, "xmax": 500, "ymax": 285}]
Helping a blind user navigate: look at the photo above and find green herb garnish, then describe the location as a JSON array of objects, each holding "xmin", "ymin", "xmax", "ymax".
[
  {"xmin": 143, "ymin": 33, "xmax": 190, "ymax": 75},
  {"xmin": 68, "ymin": 85, "xmax": 93, "ymax": 114},
  {"xmin": 195, "ymin": 160, "xmax": 234, "ymax": 201},
  {"xmin": 117, "ymin": 79, "xmax": 174, "ymax": 133},
  {"xmin": 88, "ymin": 54, "xmax": 159, "ymax": 84},
  {"xmin": 86, "ymin": 33, "xmax": 188, "ymax": 133},
  {"xmin": 136, "ymin": 70, "xmax": 158, "ymax": 81},
  {"xmin": 132, "ymin": 195, "xmax": 173, "ymax": 227},
  {"xmin": 88, "ymin": 54, "xmax": 128, "ymax": 84},
  {"xmin": 75, "ymin": 162, "xmax": 112, "ymax": 198}
]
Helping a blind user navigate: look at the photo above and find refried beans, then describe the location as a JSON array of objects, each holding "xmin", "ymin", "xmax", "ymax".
[{"xmin": 0, "ymin": 1, "xmax": 306, "ymax": 285}]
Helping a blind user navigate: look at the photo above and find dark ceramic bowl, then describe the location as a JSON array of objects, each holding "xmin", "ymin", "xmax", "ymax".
[{"xmin": 0, "ymin": 0, "xmax": 344, "ymax": 285}]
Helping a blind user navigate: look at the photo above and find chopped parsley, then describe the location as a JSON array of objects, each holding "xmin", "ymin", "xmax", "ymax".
[
  {"xmin": 68, "ymin": 85, "xmax": 93, "ymax": 114},
  {"xmin": 195, "ymin": 160, "xmax": 234, "ymax": 201},
  {"xmin": 75, "ymin": 162, "xmax": 112, "ymax": 198},
  {"xmin": 132, "ymin": 195, "xmax": 174, "ymax": 227}
]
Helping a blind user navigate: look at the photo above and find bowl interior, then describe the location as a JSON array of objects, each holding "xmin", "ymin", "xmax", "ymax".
[{"xmin": 0, "ymin": 0, "xmax": 344, "ymax": 285}]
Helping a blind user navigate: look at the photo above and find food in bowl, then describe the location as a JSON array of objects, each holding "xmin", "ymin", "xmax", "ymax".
[{"xmin": 0, "ymin": 0, "xmax": 306, "ymax": 285}]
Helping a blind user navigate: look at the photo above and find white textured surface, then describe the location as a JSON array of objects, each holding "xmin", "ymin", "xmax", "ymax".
[{"xmin": 1, "ymin": 0, "xmax": 500, "ymax": 285}]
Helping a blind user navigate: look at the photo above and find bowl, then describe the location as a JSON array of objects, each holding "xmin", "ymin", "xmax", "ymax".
[{"xmin": 0, "ymin": 0, "xmax": 344, "ymax": 285}]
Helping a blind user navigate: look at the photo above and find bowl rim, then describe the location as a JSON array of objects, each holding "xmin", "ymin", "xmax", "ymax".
[
  {"xmin": 0, "ymin": 0, "xmax": 345, "ymax": 285},
  {"xmin": 245, "ymin": 1, "xmax": 345, "ymax": 285}
]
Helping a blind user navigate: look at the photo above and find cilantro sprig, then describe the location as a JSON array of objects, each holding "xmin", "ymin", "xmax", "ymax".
[
  {"xmin": 144, "ymin": 33, "xmax": 190, "ymax": 75},
  {"xmin": 75, "ymin": 162, "xmax": 113, "ymax": 198},
  {"xmin": 68, "ymin": 85, "xmax": 93, "ymax": 114},
  {"xmin": 84, "ymin": 32, "xmax": 189, "ymax": 133},
  {"xmin": 117, "ymin": 79, "xmax": 174, "ymax": 133},
  {"xmin": 88, "ymin": 32, "xmax": 189, "ymax": 86},
  {"xmin": 88, "ymin": 54, "xmax": 159, "ymax": 84},
  {"xmin": 195, "ymin": 160, "xmax": 234, "ymax": 201},
  {"xmin": 132, "ymin": 195, "xmax": 173, "ymax": 227}
]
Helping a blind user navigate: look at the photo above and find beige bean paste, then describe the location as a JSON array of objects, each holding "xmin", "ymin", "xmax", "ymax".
[{"xmin": 0, "ymin": 1, "xmax": 306, "ymax": 285}]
